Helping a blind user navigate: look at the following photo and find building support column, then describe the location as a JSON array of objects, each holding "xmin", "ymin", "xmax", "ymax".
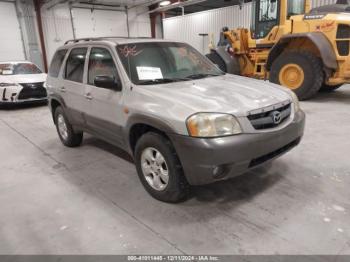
[
  {"xmin": 150, "ymin": 12, "xmax": 157, "ymax": 38},
  {"xmin": 33, "ymin": 0, "xmax": 48, "ymax": 72}
]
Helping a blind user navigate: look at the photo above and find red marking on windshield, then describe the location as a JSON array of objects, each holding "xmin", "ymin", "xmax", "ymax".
[{"xmin": 119, "ymin": 45, "xmax": 143, "ymax": 57}]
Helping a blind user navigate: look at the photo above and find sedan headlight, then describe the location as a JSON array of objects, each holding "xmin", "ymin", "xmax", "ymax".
[
  {"xmin": 0, "ymin": 83, "xmax": 17, "ymax": 87},
  {"xmin": 186, "ymin": 113, "xmax": 242, "ymax": 138},
  {"xmin": 290, "ymin": 91, "xmax": 300, "ymax": 112}
]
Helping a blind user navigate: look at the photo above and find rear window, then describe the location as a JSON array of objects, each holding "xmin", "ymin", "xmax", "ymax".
[
  {"xmin": 64, "ymin": 48, "xmax": 88, "ymax": 83},
  {"xmin": 49, "ymin": 49, "xmax": 68, "ymax": 77},
  {"xmin": 0, "ymin": 63, "xmax": 42, "ymax": 75}
]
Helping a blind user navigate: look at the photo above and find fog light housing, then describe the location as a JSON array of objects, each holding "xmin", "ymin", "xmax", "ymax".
[{"xmin": 213, "ymin": 165, "xmax": 226, "ymax": 179}]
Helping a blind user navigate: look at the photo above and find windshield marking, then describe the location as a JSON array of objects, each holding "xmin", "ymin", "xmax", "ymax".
[{"xmin": 118, "ymin": 45, "xmax": 143, "ymax": 58}]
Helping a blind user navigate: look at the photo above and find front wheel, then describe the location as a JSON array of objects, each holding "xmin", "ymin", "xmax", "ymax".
[
  {"xmin": 269, "ymin": 51, "xmax": 324, "ymax": 100},
  {"xmin": 134, "ymin": 132, "xmax": 190, "ymax": 203}
]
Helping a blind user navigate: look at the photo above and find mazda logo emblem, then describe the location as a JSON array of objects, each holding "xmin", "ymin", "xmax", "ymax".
[{"xmin": 271, "ymin": 111, "xmax": 282, "ymax": 124}]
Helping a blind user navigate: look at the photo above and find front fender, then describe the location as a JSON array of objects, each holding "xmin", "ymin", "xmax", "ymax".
[
  {"xmin": 267, "ymin": 32, "xmax": 338, "ymax": 70},
  {"xmin": 124, "ymin": 113, "xmax": 178, "ymax": 153}
]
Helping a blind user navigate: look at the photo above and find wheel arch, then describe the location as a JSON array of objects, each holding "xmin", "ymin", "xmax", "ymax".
[
  {"xmin": 266, "ymin": 32, "xmax": 338, "ymax": 71},
  {"xmin": 49, "ymin": 95, "xmax": 66, "ymax": 123},
  {"xmin": 125, "ymin": 114, "xmax": 177, "ymax": 155}
]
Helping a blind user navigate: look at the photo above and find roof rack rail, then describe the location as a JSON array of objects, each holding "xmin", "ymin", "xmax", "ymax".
[{"xmin": 64, "ymin": 36, "xmax": 153, "ymax": 45}]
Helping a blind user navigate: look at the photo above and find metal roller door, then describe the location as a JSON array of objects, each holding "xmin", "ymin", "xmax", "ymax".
[
  {"xmin": 0, "ymin": 2, "xmax": 25, "ymax": 61},
  {"xmin": 71, "ymin": 8, "xmax": 128, "ymax": 38}
]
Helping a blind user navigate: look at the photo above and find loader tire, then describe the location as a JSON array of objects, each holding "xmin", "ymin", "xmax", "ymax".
[
  {"xmin": 320, "ymin": 84, "xmax": 342, "ymax": 92},
  {"xmin": 206, "ymin": 52, "xmax": 227, "ymax": 72},
  {"xmin": 206, "ymin": 51, "xmax": 241, "ymax": 75},
  {"xmin": 270, "ymin": 51, "xmax": 324, "ymax": 100}
]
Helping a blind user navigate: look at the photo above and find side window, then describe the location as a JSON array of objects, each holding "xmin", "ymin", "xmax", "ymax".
[
  {"xmin": 88, "ymin": 47, "xmax": 119, "ymax": 86},
  {"xmin": 65, "ymin": 48, "xmax": 87, "ymax": 83},
  {"xmin": 252, "ymin": 0, "xmax": 280, "ymax": 39},
  {"xmin": 259, "ymin": 0, "xmax": 278, "ymax": 22},
  {"xmin": 49, "ymin": 49, "xmax": 67, "ymax": 77},
  {"xmin": 287, "ymin": 0, "xmax": 305, "ymax": 19}
]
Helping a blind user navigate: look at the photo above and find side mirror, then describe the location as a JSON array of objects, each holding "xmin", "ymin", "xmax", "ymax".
[{"xmin": 94, "ymin": 75, "xmax": 122, "ymax": 91}]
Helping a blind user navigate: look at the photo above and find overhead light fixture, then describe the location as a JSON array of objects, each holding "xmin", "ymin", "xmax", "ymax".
[{"xmin": 159, "ymin": 1, "xmax": 171, "ymax": 6}]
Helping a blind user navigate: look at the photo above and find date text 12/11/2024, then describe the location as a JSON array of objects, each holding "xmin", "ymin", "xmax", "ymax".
[{"xmin": 127, "ymin": 255, "xmax": 220, "ymax": 261}]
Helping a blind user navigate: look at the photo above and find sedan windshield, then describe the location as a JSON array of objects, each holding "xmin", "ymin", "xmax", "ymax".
[
  {"xmin": 116, "ymin": 42, "xmax": 224, "ymax": 85},
  {"xmin": 0, "ymin": 63, "xmax": 42, "ymax": 75}
]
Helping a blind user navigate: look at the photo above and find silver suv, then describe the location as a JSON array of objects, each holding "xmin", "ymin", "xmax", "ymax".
[{"xmin": 47, "ymin": 37, "xmax": 305, "ymax": 203}]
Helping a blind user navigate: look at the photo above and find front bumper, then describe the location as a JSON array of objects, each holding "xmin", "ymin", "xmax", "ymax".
[
  {"xmin": 0, "ymin": 97, "xmax": 47, "ymax": 105},
  {"xmin": 0, "ymin": 84, "xmax": 47, "ymax": 105},
  {"xmin": 169, "ymin": 110, "xmax": 305, "ymax": 185}
]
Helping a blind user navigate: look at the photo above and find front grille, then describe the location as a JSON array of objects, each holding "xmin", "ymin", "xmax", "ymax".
[
  {"xmin": 248, "ymin": 103, "xmax": 292, "ymax": 130},
  {"xmin": 337, "ymin": 40, "xmax": 350, "ymax": 56},
  {"xmin": 336, "ymin": 25, "xmax": 350, "ymax": 56},
  {"xmin": 18, "ymin": 82, "xmax": 47, "ymax": 100},
  {"xmin": 249, "ymin": 138, "xmax": 301, "ymax": 168},
  {"xmin": 337, "ymin": 24, "xmax": 350, "ymax": 39}
]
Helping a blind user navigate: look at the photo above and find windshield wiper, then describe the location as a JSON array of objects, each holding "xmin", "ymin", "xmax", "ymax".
[
  {"xmin": 185, "ymin": 73, "xmax": 223, "ymax": 80},
  {"xmin": 137, "ymin": 78, "xmax": 189, "ymax": 85}
]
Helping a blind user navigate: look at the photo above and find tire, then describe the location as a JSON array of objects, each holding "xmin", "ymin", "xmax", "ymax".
[
  {"xmin": 54, "ymin": 106, "xmax": 83, "ymax": 147},
  {"xmin": 206, "ymin": 51, "xmax": 241, "ymax": 75},
  {"xmin": 134, "ymin": 132, "xmax": 190, "ymax": 203},
  {"xmin": 269, "ymin": 51, "xmax": 324, "ymax": 100},
  {"xmin": 320, "ymin": 84, "xmax": 342, "ymax": 92},
  {"xmin": 206, "ymin": 52, "xmax": 227, "ymax": 72}
]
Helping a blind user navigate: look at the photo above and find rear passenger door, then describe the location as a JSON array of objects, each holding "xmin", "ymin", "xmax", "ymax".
[
  {"xmin": 62, "ymin": 47, "xmax": 88, "ymax": 126},
  {"xmin": 84, "ymin": 46, "xmax": 124, "ymax": 146}
]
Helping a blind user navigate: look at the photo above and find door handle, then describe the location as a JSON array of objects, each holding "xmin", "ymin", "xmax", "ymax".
[
  {"xmin": 60, "ymin": 86, "xmax": 66, "ymax": 93},
  {"xmin": 85, "ymin": 93, "xmax": 93, "ymax": 100}
]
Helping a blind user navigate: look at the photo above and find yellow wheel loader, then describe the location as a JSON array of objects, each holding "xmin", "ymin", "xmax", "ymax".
[{"xmin": 207, "ymin": 0, "xmax": 350, "ymax": 100}]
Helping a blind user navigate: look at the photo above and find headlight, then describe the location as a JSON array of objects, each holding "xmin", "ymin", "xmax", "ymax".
[
  {"xmin": 0, "ymin": 83, "xmax": 17, "ymax": 87},
  {"xmin": 186, "ymin": 113, "xmax": 242, "ymax": 137},
  {"xmin": 290, "ymin": 91, "xmax": 300, "ymax": 112}
]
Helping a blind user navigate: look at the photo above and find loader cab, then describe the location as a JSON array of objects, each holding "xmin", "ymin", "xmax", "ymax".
[
  {"xmin": 251, "ymin": 0, "xmax": 308, "ymax": 40},
  {"xmin": 251, "ymin": 0, "xmax": 280, "ymax": 39}
]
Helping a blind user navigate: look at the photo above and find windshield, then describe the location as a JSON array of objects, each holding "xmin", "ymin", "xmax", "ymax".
[
  {"xmin": 287, "ymin": 0, "xmax": 305, "ymax": 18},
  {"xmin": 0, "ymin": 63, "xmax": 42, "ymax": 75},
  {"xmin": 116, "ymin": 42, "xmax": 224, "ymax": 85}
]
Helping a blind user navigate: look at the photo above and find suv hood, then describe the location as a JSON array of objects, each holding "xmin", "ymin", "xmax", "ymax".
[
  {"xmin": 139, "ymin": 74, "xmax": 291, "ymax": 117},
  {"xmin": 0, "ymin": 73, "xmax": 47, "ymax": 84}
]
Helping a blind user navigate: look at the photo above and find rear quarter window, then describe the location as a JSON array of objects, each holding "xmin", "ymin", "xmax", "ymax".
[{"xmin": 49, "ymin": 49, "xmax": 68, "ymax": 77}]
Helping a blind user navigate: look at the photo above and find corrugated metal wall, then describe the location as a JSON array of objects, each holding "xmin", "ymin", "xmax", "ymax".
[
  {"xmin": 312, "ymin": 0, "xmax": 336, "ymax": 8},
  {"xmin": 163, "ymin": 0, "xmax": 337, "ymax": 54},
  {"xmin": 164, "ymin": 3, "xmax": 252, "ymax": 54}
]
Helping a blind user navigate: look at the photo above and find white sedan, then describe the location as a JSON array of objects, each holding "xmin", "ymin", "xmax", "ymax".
[{"xmin": 0, "ymin": 61, "xmax": 47, "ymax": 104}]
